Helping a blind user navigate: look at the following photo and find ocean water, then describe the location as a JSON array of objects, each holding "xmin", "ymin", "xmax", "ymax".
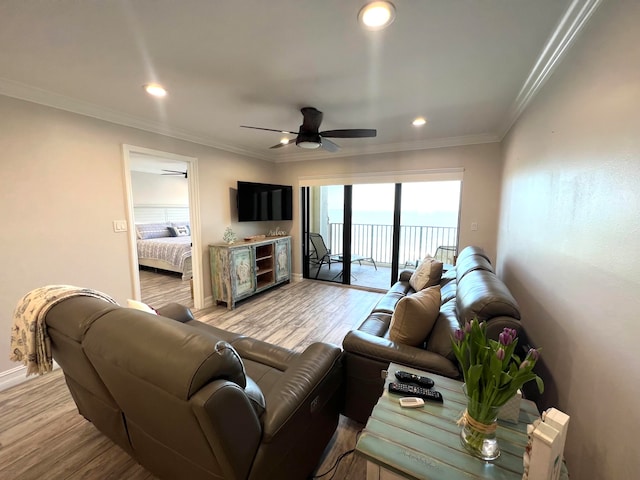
[{"xmin": 329, "ymin": 209, "xmax": 458, "ymax": 227}]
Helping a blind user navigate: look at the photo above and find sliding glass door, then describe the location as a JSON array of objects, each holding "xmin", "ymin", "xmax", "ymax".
[
  {"xmin": 303, "ymin": 179, "xmax": 461, "ymax": 290},
  {"xmin": 350, "ymin": 184, "xmax": 396, "ymax": 289},
  {"xmin": 399, "ymin": 181, "xmax": 461, "ymax": 268}
]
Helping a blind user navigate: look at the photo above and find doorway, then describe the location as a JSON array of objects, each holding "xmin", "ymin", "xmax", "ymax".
[{"xmin": 122, "ymin": 145, "xmax": 204, "ymax": 310}]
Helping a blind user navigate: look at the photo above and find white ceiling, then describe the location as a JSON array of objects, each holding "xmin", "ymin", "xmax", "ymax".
[{"xmin": 0, "ymin": 1, "xmax": 600, "ymax": 162}]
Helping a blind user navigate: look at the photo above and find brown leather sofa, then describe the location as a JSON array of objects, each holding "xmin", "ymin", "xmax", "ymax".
[
  {"xmin": 45, "ymin": 297, "xmax": 342, "ymax": 480},
  {"xmin": 342, "ymin": 246, "xmax": 528, "ymax": 423}
]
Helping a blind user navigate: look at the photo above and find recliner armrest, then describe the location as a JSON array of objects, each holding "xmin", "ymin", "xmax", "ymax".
[
  {"xmin": 156, "ymin": 303, "xmax": 195, "ymax": 323},
  {"xmin": 260, "ymin": 342, "xmax": 341, "ymax": 442},
  {"xmin": 343, "ymin": 330, "xmax": 460, "ymax": 378}
]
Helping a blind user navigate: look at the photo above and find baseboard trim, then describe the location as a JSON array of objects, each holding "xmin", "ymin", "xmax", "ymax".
[{"xmin": 0, "ymin": 361, "xmax": 60, "ymax": 392}]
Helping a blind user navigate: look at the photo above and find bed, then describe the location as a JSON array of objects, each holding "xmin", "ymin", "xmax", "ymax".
[{"xmin": 134, "ymin": 208, "xmax": 193, "ymax": 280}]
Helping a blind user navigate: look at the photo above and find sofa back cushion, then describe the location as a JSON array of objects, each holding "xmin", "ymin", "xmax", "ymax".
[
  {"xmin": 409, "ymin": 256, "xmax": 443, "ymax": 291},
  {"xmin": 456, "ymin": 270, "xmax": 521, "ymax": 324},
  {"xmin": 426, "ymin": 299, "xmax": 459, "ymax": 362},
  {"xmin": 82, "ymin": 309, "xmax": 259, "ymax": 479},
  {"xmin": 389, "ymin": 286, "xmax": 441, "ymax": 347},
  {"xmin": 456, "ymin": 253, "xmax": 494, "ymax": 282}
]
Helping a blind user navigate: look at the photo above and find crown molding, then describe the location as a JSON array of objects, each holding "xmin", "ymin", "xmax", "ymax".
[
  {"xmin": 498, "ymin": 0, "xmax": 603, "ymax": 139},
  {"xmin": 1, "ymin": 0, "xmax": 600, "ymax": 166},
  {"xmin": 0, "ymin": 77, "xmax": 273, "ymax": 162},
  {"xmin": 270, "ymin": 133, "xmax": 501, "ymax": 163},
  {"xmin": 0, "ymin": 77, "xmax": 499, "ymax": 163}
]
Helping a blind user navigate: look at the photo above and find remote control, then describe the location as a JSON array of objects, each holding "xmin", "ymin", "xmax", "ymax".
[
  {"xmin": 399, "ymin": 397, "xmax": 425, "ymax": 408},
  {"xmin": 388, "ymin": 383, "xmax": 444, "ymax": 403},
  {"xmin": 394, "ymin": 371, "xmax": 435, "ymax": 389}
]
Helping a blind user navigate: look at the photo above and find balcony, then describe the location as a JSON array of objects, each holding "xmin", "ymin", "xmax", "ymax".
[{"xmin": 311, "ymin": 223, "xmax": 458, "ymax": 290}]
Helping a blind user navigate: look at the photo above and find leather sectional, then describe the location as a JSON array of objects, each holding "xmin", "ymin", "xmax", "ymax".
[
  {"xmin": 45, "ymin": 298, "xmax": 342, "ymax": 480},
  {"xmin": 341, "ymin": 246, "xmax": 528, "ymax": 423}
]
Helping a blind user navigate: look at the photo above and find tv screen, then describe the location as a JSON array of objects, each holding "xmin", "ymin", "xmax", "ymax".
[{"xmin": 237, "ymin": 181, "xmax": 293, "ymax": 222}]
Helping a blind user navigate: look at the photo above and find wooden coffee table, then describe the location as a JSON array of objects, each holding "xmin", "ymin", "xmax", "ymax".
[{"xmin": 356, "ymin": 363, "xmax": 568, "ymax": 479}]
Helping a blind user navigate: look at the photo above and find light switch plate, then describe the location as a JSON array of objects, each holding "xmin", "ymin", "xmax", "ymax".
[{"xmin": 113, "ymin": 220, "xmax": 128, "ymax": 232}]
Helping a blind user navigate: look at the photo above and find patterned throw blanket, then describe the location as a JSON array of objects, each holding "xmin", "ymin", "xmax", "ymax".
[{"xmin": 9, "ymin": 285, "xmax": 118, "ymax": 376}]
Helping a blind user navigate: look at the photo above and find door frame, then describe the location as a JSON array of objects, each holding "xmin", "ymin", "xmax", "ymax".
[{"xmin": 121, "ymin": 144, "xmax": 204, "ymax": 309}]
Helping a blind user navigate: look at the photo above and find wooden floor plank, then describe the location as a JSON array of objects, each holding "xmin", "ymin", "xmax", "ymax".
[{"xmin": 0, "ymin": 275, "xmax": 380, "ymax": 479}]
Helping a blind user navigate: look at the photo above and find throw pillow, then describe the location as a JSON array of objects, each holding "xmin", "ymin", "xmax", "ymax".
[
  {"xmin": 389, "ymin": 285, "xmax": 441, "ymax": 347},
  {"xmin": 127, "ymin": 299, "xmax": 158, "ymax": 315},
  {"xmin": 409, "ymin": 255, "xmax": 443, "ymax": 291},
  {"xmin": 169, "ymin": 225, "xmax": 190, "ymax": 237}
]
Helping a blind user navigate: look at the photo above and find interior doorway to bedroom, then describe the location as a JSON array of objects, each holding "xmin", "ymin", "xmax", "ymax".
[{"xmin": 122, "ymin": 145, "xmax": 203, "ymax": 310}]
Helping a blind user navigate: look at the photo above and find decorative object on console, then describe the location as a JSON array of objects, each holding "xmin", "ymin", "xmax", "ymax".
[
  {"xmin": 268, "ymin": 226, "xmax": 288, "ymax": 236},
  {"xmin": 222, "ymin": 226, "xmax": 237, "ymax": 244},
  {"xmin": 408, "ymin": 255, "xmax": 443, "ymax": 291},
  {"xmin": 451, "ymin": 318, "xmax": 544, "ymax": 460}
]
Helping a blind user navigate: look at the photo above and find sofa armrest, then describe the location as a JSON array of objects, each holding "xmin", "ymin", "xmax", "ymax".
[
  {"xmin": 343, "ymin": 330, "xmax": 460, "ymax": 378},
  {"xmin": 191, "ymin": 380, "xmax": 262, "ymax": 480},
  {"xmin": 156, "ymin": 303, "xmax": 195, "ymax": 323},
  {"xmin": 260, "ymin": 342, "xmax": 342, "ymax": 442}
]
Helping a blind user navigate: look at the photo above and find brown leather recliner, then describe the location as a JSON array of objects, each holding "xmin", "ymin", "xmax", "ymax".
[{"xmin": 45, "ymin": 297, "xmax": 342, "ymax": 480}]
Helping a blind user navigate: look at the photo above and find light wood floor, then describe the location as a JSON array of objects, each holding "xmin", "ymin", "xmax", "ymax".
[{"xmin": 0, "ymin": 272, "xmax": 383, "ymax": 480}]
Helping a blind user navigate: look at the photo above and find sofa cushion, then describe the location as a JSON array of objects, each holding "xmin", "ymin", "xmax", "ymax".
[
  {"xmin": 456, "ymin": 270, "xmax": 521, "ymax": 323},
  {"xmin": 456, "ymin": 254, "xmax": 494, "ymax": 282},
  {"xmin": 440, "ymin": 280, "xmax": 457, "ymax": 305},
  {"xmin": 409, "ymin": 256, "xmax": 443, "ymax": 291},
  {"xmin": 426, "ymin": 299, "xmax": 459, "ymax": 362},
  {"xmin": 372, "ymin": 290, "xmax": 406, "ymax": 314},
  {"xmin": 389, "ymin": 286, "xmax": 441, "ymax": 346}
]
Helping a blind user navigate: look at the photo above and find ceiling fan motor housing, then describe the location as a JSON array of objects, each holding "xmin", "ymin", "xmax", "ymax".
[{"xmin": 296, "ymin": 131, "xmax": 322, "ymax": 148}]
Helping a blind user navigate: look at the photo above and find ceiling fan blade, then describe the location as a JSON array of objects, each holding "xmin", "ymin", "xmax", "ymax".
[
  {"xmin": 319, "ymin": 129, "xmax": 377, "ymax": 138},
  {"xmin": 269, "ymin": 141, "xmax": 294, "ymax": 149},
  {"xmin": 300, "ymin": 107, "xmax": 323, "ymax": 132},
  {"xmin": 320, "ymin": 137, "xmax": 340, "ymax": 152},
  {"xmin": 240, "ymin": 125, "xmax": 299, "ymax": 135}
]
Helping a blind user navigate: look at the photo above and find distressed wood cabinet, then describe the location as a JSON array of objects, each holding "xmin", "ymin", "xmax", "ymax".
[{"xmin": 209, "ymin": 236, "xmax": 291, "ymax": 309}]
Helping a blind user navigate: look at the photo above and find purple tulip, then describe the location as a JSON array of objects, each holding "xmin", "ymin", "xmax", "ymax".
[
  {"xmin": 496, "ymin": 348, "xmax": 505, "ymax": 361},
  {"xmin": 454, "ymin": 329, "xmax": 465, "ymax": 342},
  {"xmin": 499, "ymin": 331, "xmax": 510, "ymax": 346},
  {"xmin": 527, "ymin": 348, "xmax": 540, "ymax": 362},
  {"xmin": 464, "ymin": 321, "xmax": 472, "ymax": 334}
]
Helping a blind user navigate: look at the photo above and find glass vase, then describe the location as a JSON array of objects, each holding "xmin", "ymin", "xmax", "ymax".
[{"xmin": 460, "ymin": 387, "xmax": 501, "ymax": 461}]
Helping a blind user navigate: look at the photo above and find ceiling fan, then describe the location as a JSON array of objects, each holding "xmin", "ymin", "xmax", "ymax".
[
  {"xmin": 240, "ymin": 106, "xmax": 377, "ymax": 152},
  {"xmin": 162, "ymin": 169, "xmax": 187, "ymax": 178}
]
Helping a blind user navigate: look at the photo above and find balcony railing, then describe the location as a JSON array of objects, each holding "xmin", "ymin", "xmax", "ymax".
[{"xmin": 328, "ymin": 223, "xmax": 458, "ymax": 266}]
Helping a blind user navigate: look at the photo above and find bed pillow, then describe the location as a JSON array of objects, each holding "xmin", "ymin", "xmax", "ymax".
[
  {"xmin": 169, "ymin": 225, "xmax": 190, "ymax": 237},
  {"xmin": 409, "ymin": 255, "xmax": 443, "ymax": 291},
  {"xmin": 127, "ymin": 299, "xmax": 158, "ymax": 315},
  {"xmin": 136, "ymin": 223, "xmax": 172, "ymax": 240},
  {"xmin": 389, "ymin": 285, "xmax": 441, "ymax": 347}
]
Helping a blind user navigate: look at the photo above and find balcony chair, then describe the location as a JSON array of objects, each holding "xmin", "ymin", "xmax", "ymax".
[{"xmin": 309, "ymin": 232, "xmax": 377, "ymax": 280}]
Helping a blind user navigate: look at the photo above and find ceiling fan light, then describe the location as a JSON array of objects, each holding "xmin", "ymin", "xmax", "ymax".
[
  {"xmin": 358, "ymin": 1, "xmax": 396, "ymax": 30},
  {"xmin": 297, "ymin": 141, "xmax": 321, "ymax": 149},
  {"xmin": 412, "ymin": 117, "xmax": 427, "ymax": 126}
]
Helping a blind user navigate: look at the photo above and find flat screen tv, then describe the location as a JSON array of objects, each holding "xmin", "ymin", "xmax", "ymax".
[{"xmin": 237, "ymin": 181, "xmax": 293, "ymax": 222}]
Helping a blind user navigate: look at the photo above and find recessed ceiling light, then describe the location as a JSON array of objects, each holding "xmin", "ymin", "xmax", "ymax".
[
  {"xmin": 412, "ymin": 117, "xmax": 427, "ymax": 126},
  {"xmin": 144, "ymin": 83, "xmax": 167, "ymax": 97},
  {"xmin": 358, "ymin": 1, "xmax": 396, "ymax": 30}
]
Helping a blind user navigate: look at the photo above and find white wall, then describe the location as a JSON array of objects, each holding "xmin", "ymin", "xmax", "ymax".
[
  {"xmin": 131, "ymin": 171, "xmax": 189, "ymax": 206},
  {"xmin": 276, "ymin": 142, "xmax": 504, "ymax": 274},
  {"xmin": 0, "ymin": 94, "xmax": 275, "ymax": 377},
  {"xmin": 498, "ymin": 1, "xmax": 640, "ymax": 477}
]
